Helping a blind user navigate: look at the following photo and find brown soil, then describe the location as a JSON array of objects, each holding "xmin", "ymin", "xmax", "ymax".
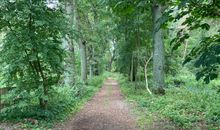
[{"xmin": 57, "ymin": 78, "xmax": 138, "ymax": 130}]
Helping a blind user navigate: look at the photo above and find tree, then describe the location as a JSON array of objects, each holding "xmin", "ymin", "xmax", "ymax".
[
  {"xmin": 152, "ymin": 1, "xmax": 166, "ymax": 94},
  {"xmin": 64, "ymin": 0, "xmax": 76, "ymax": 86},
  {"xmin": 74, "ymin": 0, "xmax": 88, "ymax": 82},
  {"xmin": 74, "ymin": 0, "xmax": 113, "ymax": 80},
  {"xmin": 168, "ymin": 0, "xmax": 220, "ymax": 83},
  {"xmin": 0, "ymin": 0, "xmax": 67, "ymax": 109}
]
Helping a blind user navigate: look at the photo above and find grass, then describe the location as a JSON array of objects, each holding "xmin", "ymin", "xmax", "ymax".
[
  {"xmin": 0, "ymin": 72, "xmax": 110, "ymax": 129},
  {"xmin": 113, "ymin": 73, "xmax": 220, "ymax": 130}
]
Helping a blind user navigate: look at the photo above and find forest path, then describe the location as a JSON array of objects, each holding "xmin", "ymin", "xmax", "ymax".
[{"xmin": 59, "ymin": 78, "xmax": 138, "ymax": 130}]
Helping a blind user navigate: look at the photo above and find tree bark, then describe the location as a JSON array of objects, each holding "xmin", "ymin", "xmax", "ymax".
[
  {"xmin": 64, "ymin": 0, "xmax": 76, "ymax": 85},
  {"xmin": 89, "ymin": 64, "xmax": 93, "ymax": 77},
  {"xmin": 89, "ymin": 47, "xmax": 95, "ymax": 77},
  {"xmin": 79, "ymin": 40, "xmax": 87, "ymax": 82},
  {"xmin": 74, "ymin": 0, "xmax": 87, "ymax": 82},
  {"xmin": 152, "ymin": 3, "xmax": 165, "ymax": 94},
  {"xmin": 135, "ymin": 27, "xmax": 140, "ymax": 82},
  {"xmin": 130, "ymin": 54, "xmax": 134, "ymax": 82}
]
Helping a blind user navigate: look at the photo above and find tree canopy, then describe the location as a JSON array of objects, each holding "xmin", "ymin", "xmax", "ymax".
[{"xmin": 0, "ymin": 0, "xmax": 219, "ymax": 129}]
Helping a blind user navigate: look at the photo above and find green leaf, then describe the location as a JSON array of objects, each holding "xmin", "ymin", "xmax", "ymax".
[{"xmin": 200, "ymin": 23, "xmax": 210, "ymax": 30}]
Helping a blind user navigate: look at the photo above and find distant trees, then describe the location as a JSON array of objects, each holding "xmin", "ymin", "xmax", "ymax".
[
  {"xmin": 64, "ymin": 0, "xmax": 111, "ymax": 83},
  {"xmin": 73, "ymin": 0, "xmax": 111, "ymax": 82},
  {"xmin": 104, "ymin": 0, "xmax": 219, "ymax": 95},
  {"xmin": 105, "ymin": 0, "xmax": 166, "ymax": 94}
]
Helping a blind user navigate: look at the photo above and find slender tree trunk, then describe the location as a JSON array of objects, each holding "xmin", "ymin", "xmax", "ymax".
[
  {"xmin": 145, "ymin": 54, "xmax": 153, "ymax": 95},
  {"xmin": 124, "ymin": 24, "xmax": 132, "ymax": 80},
  {"xmin": 74, "ymin": 0, "xmax": 87, "ymax": 82},
  {"xmin": 36, "ymin": 56, "xmax": 48, "ymax": 109},
  {"xmin": 130, "ymin": 54, "xmax": 134, "ymax": 82},
  {"xmin": 133, "ymin": 59, "xmax": 137, "ymax": 82},
  {"xmin": 135, "ymin": 27, "xmax": 140, "ymax": 82},
  {"xmin": 89, "ymin": 65, "xmax": 93, "ymax": 77},
  {"xmin": 108, "ymin": 50, "xmax": 115, "ymax": 72},
  {"xmin": 152, "ymin": 3, "xmax": 165, "ymax": 94},
  {"xmin": 89, "ymin": 47, "xmax": 94, "ymax": 77}
]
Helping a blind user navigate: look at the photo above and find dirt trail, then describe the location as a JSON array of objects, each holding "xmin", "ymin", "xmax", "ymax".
[{"xmin": 59, "ymin": 78, "xmax": 138, "ymax": 130}]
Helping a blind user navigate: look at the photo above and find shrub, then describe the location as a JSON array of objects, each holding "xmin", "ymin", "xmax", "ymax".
[
  {"xmin": 0, "ymin": 74, "xmax": 108, "ymax": 129},
  {"xmin": 115, "ymin": 73, "xmax": 220, "ymax": 129}
]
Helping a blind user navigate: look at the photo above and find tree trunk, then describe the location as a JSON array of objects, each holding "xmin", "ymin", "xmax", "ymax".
[
  {"xmin": 108, "ymin": 54, "xmax": 115, "ymax": 72},
  {"xmin": 91, "ymin": 1, "xmax": 99, "ymax": 76},
  {"xmin": 89, "ymin": 64, "xmax": 93, "ymax": 77},
  {"xmin": 130, "ymin": 54, "xmax": 134, "ymax": 82},
  {"xmin": 152, "ymin": 3, "xmax": 165, "ymax": 95},
  {"xmin": 145, "ymin": 54, "xmax": 153, "ymax": 95},
  {"xmin": 89, "ymin": 47, "xmax": 94, "ymax": 77},
  {"xmin": 63, "ymin": 0, "xmax": 76, "ymax": 86},
  {"xmin": 135, "ymin": 28, "xmax": 140, "ymax": 82},
  {"xmin": 79, "ymin": 40, "xmax": 87, "ymax": 82},
  {"xmin": 37, "ymin": 56, "xmax": 48, "ymax": 109},
  {"xmin": 74, "ymin": 0, "xmax": 87, "ymax": 82}
]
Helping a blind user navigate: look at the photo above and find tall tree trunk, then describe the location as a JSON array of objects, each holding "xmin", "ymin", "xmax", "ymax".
[
  {"xmin": 79, "ymin": 40, "xmax": 87, "ymax": 81},
  {"xmin": 74, "ymin": 0, "xmax": 87, "ymax": 82},
  {"xmin": 64, "ymin": 0, "xmax": 75, "ymax": 85},
  {"xmin": 89, "ymin": 65, "xmax": 93, "ymax": 77},
  {"xmin": 130, "ymin": 54, "xmax": 134, "ymax": 82},
  {"xmin": 89, "ymin": 47, "xmax": 95, "ymax": 77},
  {"xmin": 135, "ymin": 27, "xmax": 140, "ymax": 82},
  {"xmin": 152, "ymin": 3, "xmax": 165, "ymax": 94},
  {"xmin": 91, "ymin": 1, "xmax": 98, "ymax": 76}
]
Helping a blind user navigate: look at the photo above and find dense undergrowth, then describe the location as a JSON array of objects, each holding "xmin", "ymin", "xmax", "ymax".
[
  {"xmin": 0, "ymin": 73, "xmax": 109, "ymax": 129},
  {"xmin": 114, "ymin": 72, "xmax": 220, "ymax": 130}
]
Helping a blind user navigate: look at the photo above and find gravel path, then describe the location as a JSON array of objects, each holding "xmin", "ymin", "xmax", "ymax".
[{"xmin": 60, "ymin": 78, "xmax": 138, "ymax": 130}]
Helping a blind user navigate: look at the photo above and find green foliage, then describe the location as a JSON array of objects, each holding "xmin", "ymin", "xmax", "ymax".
[
  {"xmin": 115, "ymin": 73, "xmax": 220, "ymax": 129},
  {"xmin": 0, "ymin": 0, "xmax": 219, "ymax": 129},
  {"xmin": 0, "ymin": 74, "xmax": 107, "ymax": 129},
  {"xmin": 0, "ymin": 0, "xmax": 68, "ymax": 110},
  {"xmin": 167, "ymin": 0, "xmax": 220, "ymax": 82},
  {"xmin": 151, "ymin": 88, "xmax": 220, "ymax": 128},
  {"xmin": 186, "ymin": 34, "xmax": 220, "ymax": 83},
  {"xmin": 104, "ymin": 0, "xmax": 153, "ymax": 77}
]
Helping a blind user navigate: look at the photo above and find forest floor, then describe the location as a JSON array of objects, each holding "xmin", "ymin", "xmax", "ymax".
[{"xmin": 56, "ymin": 78, "xmax": 138, "ymax": 130}]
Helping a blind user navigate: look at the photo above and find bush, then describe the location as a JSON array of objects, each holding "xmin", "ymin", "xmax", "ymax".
[
  {"xmin": 115, "ymin": 73, "xmax": 220, "ymax": 129},
  {"xmin": 0, "ymin": 74, "xmax": 108, "ymax": 129}
]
